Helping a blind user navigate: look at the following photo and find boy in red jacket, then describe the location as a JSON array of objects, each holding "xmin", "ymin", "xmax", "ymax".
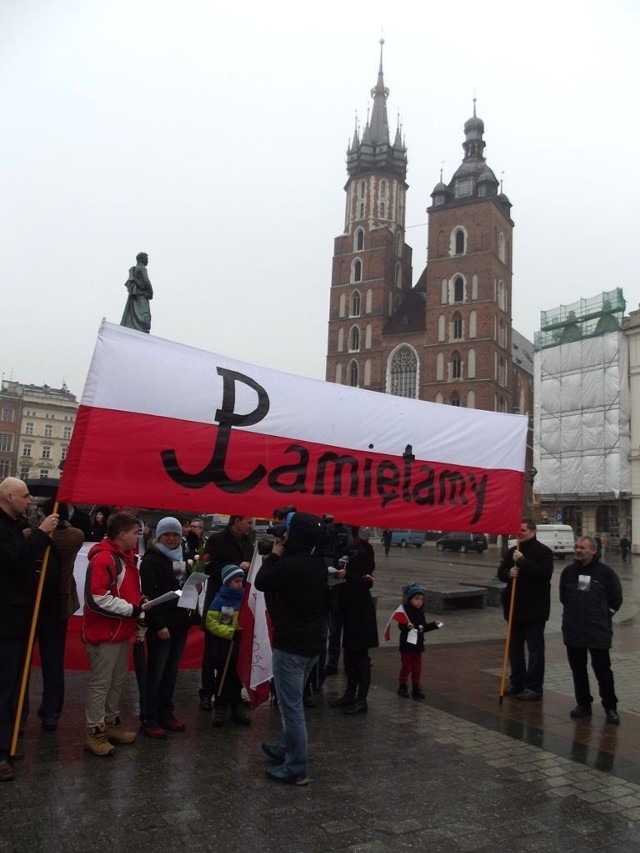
[{"xmin": 83, "ymin": 512, "xmax": 144, "ymax": 756}]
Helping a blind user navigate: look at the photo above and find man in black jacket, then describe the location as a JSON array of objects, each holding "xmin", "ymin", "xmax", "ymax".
[
  {"xmin": 198, "ymin": 516, "xmax": 254, "ymax": 710},
  {"xmin": 559, "ymin": 535, "xmax": 623, "ymax": 724},
  {"xmin": 0, "ymin": 478, "xmax": 59, "ymax": 781},
  {"xmin": 255, "ymin": 512, "xmax": 327, "ymax": 785},
  {"xmin": 497, "ymin": 519, "xmax": 554, "ymax": 701}
]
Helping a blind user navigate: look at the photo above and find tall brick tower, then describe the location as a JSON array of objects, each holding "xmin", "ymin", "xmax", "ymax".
[
  {"xmin": 326, "ymin": 51, "xmax": 526, "ymax": 419},
  {"xmin": 423, "ymin": 102, "xmax": 515, "ymax": 411},
  {"xmin": 325, "ymin": 40, "xmax": 413, "ymax": 392}
]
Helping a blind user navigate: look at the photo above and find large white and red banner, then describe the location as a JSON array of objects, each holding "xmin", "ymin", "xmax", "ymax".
[{"xmin": 58, "ymin": 321, "xmax": 528, "ymax": 531}]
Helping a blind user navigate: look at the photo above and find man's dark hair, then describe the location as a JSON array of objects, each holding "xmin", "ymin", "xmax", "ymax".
[
  {"xmin": 229, "ymin": 515, "xmax": 246, "ymax": 526},
  {"xmin": 522, "ymin": 518, "xmax": 537, "ymax": 532},
  {"xmin": 107, "ymin": 511, "xmax": 139, "ymax": 540}
]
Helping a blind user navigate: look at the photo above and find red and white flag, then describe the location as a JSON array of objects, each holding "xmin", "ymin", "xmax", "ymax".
[
  {"xmin": 58, "ymin": 321, "xmax": 528, "ymax": 531},
  {"xmin": 236, "ymin": 545, "xmax": 272, "ymax": 707},
  {"xmin": 384, "ymin": 605, "xmax": 410, "ymax": 641}
]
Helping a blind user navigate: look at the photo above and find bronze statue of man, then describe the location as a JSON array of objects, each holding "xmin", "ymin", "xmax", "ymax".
[{"xmin": 121, "ymin": 252, "xmax": 153, "ymax": 333}]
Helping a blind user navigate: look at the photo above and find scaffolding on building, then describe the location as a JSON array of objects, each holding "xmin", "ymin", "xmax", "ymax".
[{"xmin": 533, "ymin": 289, "xmax": 631, "ymax": 503}]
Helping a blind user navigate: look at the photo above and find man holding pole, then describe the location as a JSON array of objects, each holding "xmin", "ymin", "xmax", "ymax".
[
  {"xmin": 497, "ymin": 519, "xmax": 554, "ymax": 701},
  {"xmin": 0, "ymin": 477, "xmax": 59, "ymax": 782}
]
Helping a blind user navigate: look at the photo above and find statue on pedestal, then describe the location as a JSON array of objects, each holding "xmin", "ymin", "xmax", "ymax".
[{"xmin": 121, "ymin": 252, "xmax": 153, "ymax": 333}]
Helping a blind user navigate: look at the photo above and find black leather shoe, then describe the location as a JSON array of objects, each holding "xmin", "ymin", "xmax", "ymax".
[
  {"xmin": 329, "ymin": 694, "xmax": 355, "ymax": 708},
  {"xmin": 343, "ymin": 700, "xmax": 368, "ymax": 715},
  {"xmin": 570, "ymin": 704, "xmax": 592, "ymax": 719},
  {"xmin": 199, "ymin": 697, "xmax": 212, "ymax": 712},
  {"xmin": 605, "ymin": 709, "xmax": 620, "ymax": 725}
]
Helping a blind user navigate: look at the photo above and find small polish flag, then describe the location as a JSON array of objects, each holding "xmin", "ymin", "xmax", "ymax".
[
  {"xmin": 237, "ymin": 546, "xmax": 272, "ymax": 708},
  {"xmin": 384, "ymin": 605, "xmax": 410, "ymax": 641}
]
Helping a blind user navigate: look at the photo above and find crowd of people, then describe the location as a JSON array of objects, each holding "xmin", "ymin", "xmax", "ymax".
[{"xmin": 0, "ymin": 477, "xmax": 628, "ymax": 784}]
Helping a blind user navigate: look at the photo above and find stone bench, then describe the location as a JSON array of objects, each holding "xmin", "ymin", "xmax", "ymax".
[
  {"xmin": 459, "ymin": 579, "xmax": 506, "ymax": 607},
  {"xmin": 424, "ymin": 584, "xmax": 486, "ymax": 614}
]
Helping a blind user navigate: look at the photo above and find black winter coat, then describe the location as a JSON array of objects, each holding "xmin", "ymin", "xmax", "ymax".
[
  {"xmin": 498, "ymin": 536, "xmax": 554, "ymax": 623},
  {"xmin": 255, "ymin": 550, "xmax": 327, "ymax": 658},
  {"xmin": 0, "ymin": 509, "xmax": 51, "ymax": 638},
  {"xmin": 139, "ymin": 547, "xmax": 192, "ymax": 635},
  {"xmin": 338, "ymin": 542, "xmax": 378, "ymax": 652},
  {"xmin": 559, "ymin": 558, "xmax": 622, "ymax": 649}
]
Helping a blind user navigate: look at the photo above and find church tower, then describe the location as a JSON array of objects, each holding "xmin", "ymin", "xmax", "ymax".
[
  {"xmin": 422, "ymin": 103, "xmax": 515, "ymax": 411},
  {"xmin": 325, "ymin": 40, "xmax": 413, "ymax": 391}
]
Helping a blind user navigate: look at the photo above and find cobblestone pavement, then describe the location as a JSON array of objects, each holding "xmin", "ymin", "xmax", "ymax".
[{"xmin": 2, "ymin": 544, "xmax": 640, "ymax": 852}]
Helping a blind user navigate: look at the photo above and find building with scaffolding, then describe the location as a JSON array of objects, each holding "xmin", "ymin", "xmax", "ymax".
[{"xmin": 533, "ymin": 289, "xmax": 631, "ymax": 544}]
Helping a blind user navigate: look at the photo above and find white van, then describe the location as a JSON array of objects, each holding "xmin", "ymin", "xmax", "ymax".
[{"xmin": 508, "ymin": 524, "xmax": 575, "ymax": 559}]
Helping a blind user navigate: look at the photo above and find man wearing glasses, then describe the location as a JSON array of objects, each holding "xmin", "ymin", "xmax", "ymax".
[{"xmin": 0, "ymin": 478, "xmax": 59, "ymax": 781}]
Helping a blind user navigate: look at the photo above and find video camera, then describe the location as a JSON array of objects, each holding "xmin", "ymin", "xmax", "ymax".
[{"xmin": 256, "ymin": 505, "xmax": 297, "ymax": 555}]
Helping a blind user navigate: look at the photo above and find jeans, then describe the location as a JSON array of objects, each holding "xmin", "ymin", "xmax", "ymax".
[
  {"xmin": 36, "ymin": 620, "xmax": 68, "ymax": 724},
  {"xmin": 566, "ymin": 646, "xmax": 618, "ymax": 710},
  {"xmin": 145, "ymin": 627, "xmax": 188, "ymax": 726},
  {"xmin": 272, "ymin": 648, "xmax": 317, "ymax": 776},
  {"xmin": 509, "ymin": 621, "xmax": 546, "ymax": 693}
]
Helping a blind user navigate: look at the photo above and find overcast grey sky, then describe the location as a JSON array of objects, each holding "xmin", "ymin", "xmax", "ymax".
[{"xmin": 1, "ymin": 0, "xmax": 638, "ymax": 399}]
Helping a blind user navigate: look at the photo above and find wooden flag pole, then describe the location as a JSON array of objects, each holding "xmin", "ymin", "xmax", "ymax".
[
  {"xmin": 499, "ymin": 539, "xmax": 520, "ymax": 705},
  {"xmin": 10, "ymin": 502, "xmax": 57, "ymax": 757}
]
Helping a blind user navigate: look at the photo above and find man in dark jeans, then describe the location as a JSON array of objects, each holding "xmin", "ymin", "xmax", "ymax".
[
  {"xmin": 497, "ymin": 519, "xmax": 554, "ymax": 701},
  {"xmin": 198, "ymin": 516, "xmax": 254, "ymax": 711}
]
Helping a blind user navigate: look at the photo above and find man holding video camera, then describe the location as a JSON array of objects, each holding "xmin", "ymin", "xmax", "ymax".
[{"xmin": 255, "ymin": 510, "xmax": 327, "ymax": 786}]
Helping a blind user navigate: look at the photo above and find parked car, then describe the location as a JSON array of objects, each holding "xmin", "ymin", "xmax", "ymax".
[
  {"xmin": 390, "ymin": 530, "xmax": 426, "ymax": 548},
  {"xmin": 436, "ymin": 532, "xmax": 488, "ymax": 553}
]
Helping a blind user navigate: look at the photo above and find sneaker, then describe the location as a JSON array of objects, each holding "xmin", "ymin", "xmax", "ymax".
[
  {"xmin": 605, "ymin": 709, "xmax": 620, "ymax": 725},
  {"xmin": 105, "ymin": 717, "xmax": 137, "ymax": 744},
  {"xmin": 262, "ymin": 742, "xmax": 286, "ymax": 762},
  {"xmin": 412, "ymin": 685, "xmax": 426, "ymax": 701},
  {"xmin": 142, "ymin": 725, "xmax": 167, "ymax": 739},
  {"xmin": 570, "ymin": 704, "xmax": 592, "ymax": 719},
  {"xmin": 266, "ymin": 765, "xmax": 310, "ymax": 786},
  {"xmin": 85, "ymin": 723, "xmax": 116, "ymax": 756},
  {"xmin": 515, "ymin": 689, "xmax": 542, "ymax": 701},
  {"xmin": 162, "ymin": 717, "xmax": 186, "ymax": 733},
  {"xmin": 230, "ymin": 707, "xmax": 251, "ymax": 727},
  {"xmin": 0, "ymin": 759, "xmax": 15, "ymax": 782}
]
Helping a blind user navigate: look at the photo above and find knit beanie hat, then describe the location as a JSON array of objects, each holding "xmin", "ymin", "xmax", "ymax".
[
  {"xmin": 156, "ymin": 516, "xmax": 182, "ymax": 538},
  {"xmin": 403, "ymin": 582, "xmax": 424, "ymax": 603},
  {"xmin": 221, "ymin": 564, "xmax": 245, "ymax": 585}
]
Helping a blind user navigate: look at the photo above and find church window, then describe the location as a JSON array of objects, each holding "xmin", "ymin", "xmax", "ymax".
[
  {"xmin": 450, "ymin": 392, "xmax": 461, "ymax": 407},
  {"xmin": 395, "ymin": 263, "xmax": 402, "ymax": 289},
  {"xmin": 467, "ymin": 390, "xmax": 475, "ymax": 408},
  {"xmin": 348, "ymin": 360, "xmax": 359, "ymax": 387},
  {"xmin": 380, "ymin": 180, "xmax": 387, "ymax": 199},
  {"xmin": 441, "ymin": 279, "xmax": 447, "ymax": 304},
  {"xmin": 452, "ymin": 351, "xmax": 462, "ymax": 379},
  {"xmin": 335, "ymin": 363, "xmax": 342, "ymax": 383},
  {"xmin": 498, "ymin": 232, "xmax": 506, "ymax": 263},
  {"xmin": 349, "ymin": 326, "xmax": 360, "ymax": 352},
  {"xmin": 452, "ymin": 311, "xmax": 463, "ymax": 340},
  {"xmin": 364, "ymin": 359, "xmax": 371, "ymax": 387},
  {"xmin": 454, "ymin": 229, "xmax": 465, "ymax": 255},
  {"xmin": 387, "ymin": 345, "xmax": 418, "ymax": 399},
  {"xmin": 469, "ymin": 310, "xmax": 477, "ymax": 338},
  {"xmin": 471, "ymin": 274, "xmax": 478, "ymax": 300},
  {"xmin": 352, "ymin": 259, "xmax": 362, "ymax": 283},
  {"xmin": 435, "ymin": 392, "xmax": 444, "ymax": 404},
  {"xmin": 338, "ymin": 294, "xmax": 346, "ymax": 317},
  {"xmin": 438, "ymin": 315, "xmax": 445, "ymax": 342},
  {"xmin": 396, "ymin": 233, "xmax": 403, "ymax": 256},
  {"xmin": 365, "ymin": 289, "xmax": 372, "ymax": 313},
  {"xmin": 365, "ymin": 324, "xmax": 372, "ymax": 348},
  {"xmin": 354, "ymin": 228, "xmax": 364, "ymax": 252},
  {"xmin": 436, "ymin": 352, "xmax": 444, "ymax": 381},
  {"xmin": 497, "ymin": 280, "xmax": 505, "ymax": 311},
  {"xmin": 337, "ymin": 328, "xmax": 344, "ymax": 352},
  {"xmin": 350, "ymin": 290, "xmax": 361, "ymax": 317},
  {"xmin": 454, "ymin": 277, "xmax": 464, "ymax": 303},
  {"xmin": 468, "ymin": 349, "xmax": 476, "ymax": 378},
  {"xmin": 437, "ymin": 230, "xmax": 446, "ymax": 257}
]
